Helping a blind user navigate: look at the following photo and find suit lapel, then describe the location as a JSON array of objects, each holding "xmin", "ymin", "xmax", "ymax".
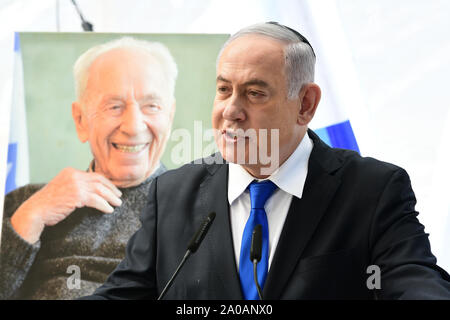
[
  {"xmin": 263, "ymin": 130, "xmax": 343, "ymax": 299},
  {"xmin": 199, "ymin": 162, "xmax": 243, "ymax": 299}
]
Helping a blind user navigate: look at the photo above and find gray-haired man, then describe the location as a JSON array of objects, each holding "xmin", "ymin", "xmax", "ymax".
[
  {"xmin": 85, "ymin": 22, "xmax": 450, "ymax": 300},
  {"xmin": 1, "ymin": 37, "xmax": 177, "ymax": 299}
]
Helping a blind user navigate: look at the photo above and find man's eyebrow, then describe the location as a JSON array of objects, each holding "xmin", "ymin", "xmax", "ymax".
[
  {"xmin": 216, "ymin": 75, "xmax": 230, "ymax": 83},
  {"xmin": 243, "ymin": 79, "xmax": 269, "ymax": 88},
  {"xmin": 99, "ymin": 95, "xmax": 125, "ymax": 105},
  {"xmin": 100, "ymin": 94, "xmax": 162, "ymax": 103},
  {"xmin": 102, "ymin": 94, "xmax": 125, "ymax": 101},
  {"xmin": 139, "ymin": 93, "xmax": 162, "ymax": 102},
  {"xmin": 216, "ymin": 76, "xmax": 270, "ymax": 88}
]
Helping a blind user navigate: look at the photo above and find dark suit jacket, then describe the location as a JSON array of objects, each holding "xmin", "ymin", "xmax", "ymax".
[{"xmin": 87, "ymin": 130, "xmax": 450, "ymax": 299}]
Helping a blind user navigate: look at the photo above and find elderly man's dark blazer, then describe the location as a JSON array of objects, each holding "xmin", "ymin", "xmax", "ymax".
[{"xmin": 86, "ymin": 129, "xmax": 450, "ymax": 299}]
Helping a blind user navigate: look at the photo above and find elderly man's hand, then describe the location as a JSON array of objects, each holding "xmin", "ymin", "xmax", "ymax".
[{"xmin": 10, "ymin": 167, "xmax": 123, "ymax": 244}]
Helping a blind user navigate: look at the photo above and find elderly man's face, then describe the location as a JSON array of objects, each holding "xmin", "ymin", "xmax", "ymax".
[
  {"xmin": 73, "ymin": 48, "xmax": 174, "ymax": 187},
  {"xmin": 212, "ymin": 35, "xmax": 304, "ymax": 177}
]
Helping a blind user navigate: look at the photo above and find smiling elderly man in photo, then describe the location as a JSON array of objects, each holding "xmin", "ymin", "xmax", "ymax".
[{"xmin": 0, "ymin": 37, "xmax": 177, "ymax": 299}]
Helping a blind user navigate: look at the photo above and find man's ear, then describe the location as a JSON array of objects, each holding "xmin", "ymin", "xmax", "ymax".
[
  {"xmin": 297, "ymin": 83, "xmax": 321, "ymax": 126},
  {"xmin": 72, "ymin": 102, "xmax": 89, "ymax": 143}
]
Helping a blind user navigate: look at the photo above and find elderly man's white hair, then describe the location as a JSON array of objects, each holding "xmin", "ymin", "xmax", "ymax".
[{"xmin": 73, "ymin": 37, "xmax": 178, "ymax": 105}]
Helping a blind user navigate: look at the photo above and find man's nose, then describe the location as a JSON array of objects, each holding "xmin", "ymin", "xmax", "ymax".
[
  {"xmin": 120, "ymin": 103, "xmax": 147, "ymax": 136},
  {"xmin": 222, "ymin": 94, "xmax": 245, "ymax": 122}
]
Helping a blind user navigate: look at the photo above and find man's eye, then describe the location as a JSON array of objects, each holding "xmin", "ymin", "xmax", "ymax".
[
  {"xmin": 108, "ymin": 105, "xmax": 123, "ymax": 112},
  {"xmin": 217, "ymin": 86, "xmax": 230, "ymax": 94},
  {"xmin": 248, "ymin": 91, "xmax": 265, "ymax": 97},
  {"xmin": 143, "ymin": 104, "xmax": 160, "ymax": 112}
]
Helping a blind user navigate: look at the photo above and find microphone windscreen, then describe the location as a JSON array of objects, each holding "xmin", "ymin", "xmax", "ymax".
[
  {"xmin": 250, "ymin": 224, "xmax": 262, "ymax": 262},
  {"xmin": 187, "ymin": 212, "xmax": 216, "ymax": 253}
]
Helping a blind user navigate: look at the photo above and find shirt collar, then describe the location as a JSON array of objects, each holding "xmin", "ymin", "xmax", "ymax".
[{"xmin": 228, "ymin": 131, "xmax": 314, "ymax": 205}]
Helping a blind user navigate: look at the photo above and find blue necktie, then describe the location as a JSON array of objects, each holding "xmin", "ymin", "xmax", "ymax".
[{"xmin": 239, "ymin": 180, "xmax": 277, "ymax": 300}]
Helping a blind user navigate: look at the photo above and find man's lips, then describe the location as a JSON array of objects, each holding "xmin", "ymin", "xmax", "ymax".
[
  {"xmin": 221, "ymin": 129, "xmax": 252, "ymax": 143},
  {"xmin": 112, "ymin": 143, "xmax": 149, "ymax": 153}
]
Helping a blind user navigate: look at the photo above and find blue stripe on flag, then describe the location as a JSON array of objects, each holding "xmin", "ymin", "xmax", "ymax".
[
  {"xmin": 5, "ymin": 143, "xmax": 18, "ymax": 194},
  {"xmin": 314, "ymin": 120, "xmax": 360, "ymax": 153},
  {"xmin": 313, "ymin": 127, "xmax": 332, "ymax": 147},
  {"xmin": 14, "ymin": 32, "xmax": 20, "ymax": 52},
  {"xmin": 6, "ymin": 31, "xmax": 29, "ymax": 194}
]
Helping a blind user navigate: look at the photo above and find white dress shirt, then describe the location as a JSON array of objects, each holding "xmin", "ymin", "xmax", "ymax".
[{"xmin": 228, "ymin": 132, "xmax": 314, "ymax": 271}]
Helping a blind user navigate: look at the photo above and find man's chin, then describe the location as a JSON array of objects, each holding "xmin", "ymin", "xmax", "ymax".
[
  {"xmin": 220, "ymin": 148, "xmax": 253, "ymax": 165},
  {"xmin": 108, "ymin": 168, "xmax": 149, "ymax": 188}
]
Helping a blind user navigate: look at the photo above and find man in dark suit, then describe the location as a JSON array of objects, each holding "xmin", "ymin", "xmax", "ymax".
[{"xmin": 85, "ymin": 22, "xmax": 450, "ymax": 299}]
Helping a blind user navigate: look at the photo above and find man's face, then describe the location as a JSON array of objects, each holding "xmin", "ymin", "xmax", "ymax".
[
  {"xmin": 73, "ymin": 48, "xmax": 174, "ymax": 187},
  {"xmin": 212, "ymin": 35, "xmax": 304, "ymax": 177}
]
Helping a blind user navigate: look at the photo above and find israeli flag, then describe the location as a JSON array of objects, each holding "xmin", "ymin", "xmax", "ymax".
[
  {"xmin": 5, "ymin": 32, "xmax": 29, "ymax": 194},
  {"xmin": 313, "ymin": 121, "xmax": 360, "ymax": 153}
]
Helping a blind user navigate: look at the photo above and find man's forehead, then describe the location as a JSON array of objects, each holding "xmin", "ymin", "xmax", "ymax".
[
  {"xmin": 91, "ymin": 47, "xmax": 154, "ymax": 67},
  {"xmin": 216, "ymin": 36, "xmax": 286, "ymax": 86},
  {"xmin": 219, "ymin": 34, "xmax": 285, "ymax": 65},
  {"xmin": 86, "ymin": 49, "xmax": 166, "ymax": 89},
  {"xmin": 87, "ymin": 48, "xmax": 164, "ymax": 86}
]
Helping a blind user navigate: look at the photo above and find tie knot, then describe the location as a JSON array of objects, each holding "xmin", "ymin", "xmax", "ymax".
[{"xmin": 248, "ymin": 180, "xmax": 278, "ymax": 209}]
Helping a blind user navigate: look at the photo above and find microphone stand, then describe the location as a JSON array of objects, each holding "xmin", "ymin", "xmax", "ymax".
[
  {"xmin": 158, "ymin": 250, "xmax": 191, "ymax": 300},
  {"xmin": 250, "ymin": 224, "xmax": 264, "ymax": 300},
  {"xmin": 253, "ymin": 259, "xmax": 263, "ymax": 300},
  {"xmin": 157, "ymin": 212, "xmax": 216, "ymax": 300}
]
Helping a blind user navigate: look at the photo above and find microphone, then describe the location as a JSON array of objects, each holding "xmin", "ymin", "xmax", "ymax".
[
  {"xmin": 250, "ymin": 224, "xmax": 263, "ymax": 300},
  {"xmin": 157, "ymin": 212, "xmax": 216, "ymax": 300}
]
